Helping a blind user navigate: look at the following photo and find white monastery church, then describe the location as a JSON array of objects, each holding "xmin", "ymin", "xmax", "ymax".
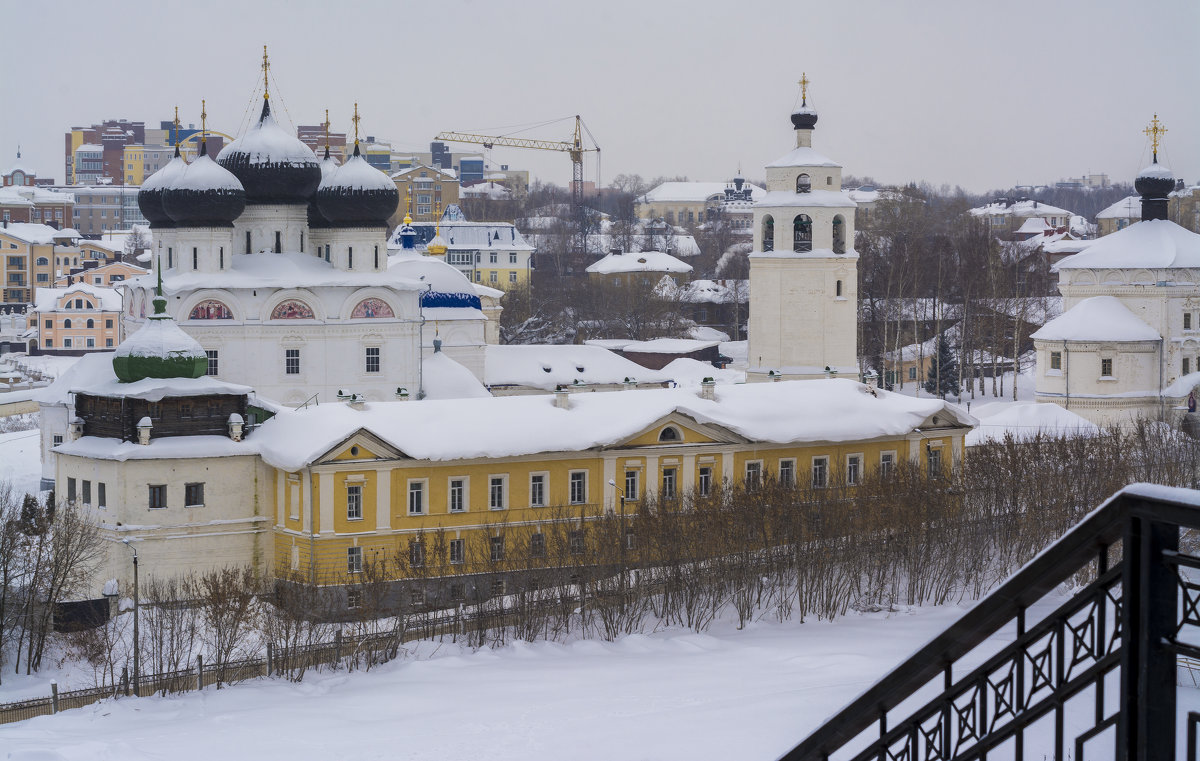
[{"xmin": 1033, "ymin": 123, "xmax": 1200, "ymax": 427}]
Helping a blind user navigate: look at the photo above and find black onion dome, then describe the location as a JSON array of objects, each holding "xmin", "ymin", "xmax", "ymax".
[
  {"xmin": 307, "ymin": 148, "xmax": 341, "ymax": 229},
  {"xmin": 217, "ymin": 99, "xmax": 320, "ymax": 205},
  {"xmin": 1134, "ymin": 161, "xmax": 1175, "ymax": 198},
  {"xmin": 138, "ymin": 147, "xmax": 189, "ymax": 227},
  {"xmin": 790, "ymin": 105, "xmax": 818, "ymax": 131},
  {"xmin": 161, "ymin": 146, "xmax": 246, "ymax": 227},
  {"xmin": 314, "ymin": 144, "xmax": 399, "ymax": 227}
]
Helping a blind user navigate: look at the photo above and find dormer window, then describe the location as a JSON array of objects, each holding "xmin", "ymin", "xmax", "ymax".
[{"xmin": 796, "ymin": 174, "xmax": 811, "ymax": 193}]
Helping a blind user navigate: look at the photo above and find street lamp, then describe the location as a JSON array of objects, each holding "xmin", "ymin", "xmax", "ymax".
[
  {"xmin": 607, "ymin": 479, "xmax": 628, "ymax": 604},
  {"xmin": 121, "ymin": 539, "xmax": 139, "ymax": 696}
]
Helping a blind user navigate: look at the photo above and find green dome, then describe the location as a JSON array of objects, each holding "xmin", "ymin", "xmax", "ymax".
[{"xmin": 113, "ymin": 273, "xmax": 207, "ymax": 383}]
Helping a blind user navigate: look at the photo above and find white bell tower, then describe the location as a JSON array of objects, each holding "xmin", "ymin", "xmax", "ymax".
[{"xmin": 747, "ymin": 75, "xmax": 858, "ymax": 382}]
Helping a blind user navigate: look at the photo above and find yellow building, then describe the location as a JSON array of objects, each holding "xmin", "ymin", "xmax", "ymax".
[
  {"xmin": 0, "ymin": 223, "xmax": 81, "ymax": 306},
  {"xmin": 33, "ymin": 283, "xmax": 123, "ymax": 353},
  {"xmin": 390, "ymin": 165, "xmax": 460, "ymax": 225}
]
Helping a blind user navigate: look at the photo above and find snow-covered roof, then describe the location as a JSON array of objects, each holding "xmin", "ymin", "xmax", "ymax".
[
  {"xmin": 756, "ymin": 189, "xmax": 856, "ymax": 209},
  {"xmin": 386, "ymin": 251, "xmax": 478, "ymax": 295},
  {"xmin": 72, "ymin": 375, "xmax": 253, "ymax": 402},
  {"xmin": 1095, "ymin": 195, "xmax": 1141, "ymax": 220},
  {"xmin": 765, "ymin": 146, "xmax": 842, "ymax": 169},
  {"xmin": 75, "ymin": 144, "xmax": 103, "ymax": 153},
  {"xmin": 485, "ymin": 344, "xmax": 671, "ymax": 390},
  {"xmin": 55, "ymin": 434, "xmax": 254, "ymax": 463},
  {"xmin": 121, "ymin": 251, "xmax": 425, "ymax": 294},
  {"xmin": 0, "ymin": 185, "xmax": 74, "ymax": 206},
  {"xmin": 965, "ymin": 401, "xmax": 1100, "ymax": 446},
  {"xmin": 1031, "ymin": 296, "xmax": 1160, "ymax": 342},
  {"xmin": 1054, "ymin": 219, "xmax": 1200, "ymax": 270},
  {"xmin": 678, "ymin": 279, "xmax": 747, "ymax": 304},
  {"xmin": 586, "ymin": 250, "xmax": 693, "ymax": 275},
  {"xmin": 640, "ymin": 181, "xmax": 766, "ymax": 204},
  {"xmin": 1016, "ymin": 217, "xmax": 1052, "ymax": 234},
  {"xmin": 394, "ymin": 222, "xmax": 534, "ymax": 253},
  {"xmin": 33, "ymin": 284, "xmax": 122, "ymax": 312},
  {"xmin": 460, "ymin": 182, "xmax": 513, "ymax": 200},
  {"xmin": 621, "ymin": 338, "xmax": 720, "ymax": 355},
  {"xmin": 969, "ymin": 199, "xmax": 1074, "ymax": 218},
  {"xmin": 0, "ymin": 222, "xmax": 73, "ymax": 245},
  {"xmin": 251, "ymin": 379, "xmax": 975, "ymax": 472},
  {"xmin": 421, "ymin": 351, "xmax": 491, "ymax": 400}
]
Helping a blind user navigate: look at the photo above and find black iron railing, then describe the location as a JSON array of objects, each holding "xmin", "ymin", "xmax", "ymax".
[{"xmin": 780, "ymin": 483, "xmax": 1200, "ymax": 761}]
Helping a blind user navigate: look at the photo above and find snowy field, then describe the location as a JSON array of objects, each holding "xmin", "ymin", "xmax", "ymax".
[
  {"xmin": 0, "ymin": 428, "xmax": 43, "ymax": 497},
  {"xmin": 0, "ymin": 603, "xmax": 1004, "ymax": 760}
]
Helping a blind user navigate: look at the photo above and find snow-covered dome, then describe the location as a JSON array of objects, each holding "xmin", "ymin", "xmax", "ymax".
[
  {"xmin": 112, "ymin": 277, "xmax": 207, "ymax": 382},
  {"xmin": 307, "ymin": 147, "xmax": 341, "ymax": 229},
  {"xmin": 1135, "ymin": 160, "xmax": 1175, "ymax": 222},
  {"xmin": 388, "ymin": 251, "xmax": 482, "ymax": 308},
  {"xmin": 426, "ymin": 232, "xmax": 448, "ymax": 256},
  {"xmin": 790, "ymin": 104, "xmax": 817, "ymax": 131},
  {"xmin": 161, "ymin": 144, "xmax": 246, "ymax": 226},
  {"xmin": 138, "ymin": 147, "xmax": 190, "ymax": 227},
  {"xmin": 217, "ymin": 98, "xmax": 320, "ymax": 205},
  {"xmin": 314, "ymin": 143, "xmax": 399, "ymax": 227}
]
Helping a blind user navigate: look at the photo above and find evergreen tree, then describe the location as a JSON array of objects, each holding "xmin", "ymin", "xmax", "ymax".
[
  {"xmin": 19, "ymin": 493, "xmax": 41, "ymax": 534},
  {"xmin": 924, "ymin": 335, "xmax": 960, "ymax": 397}
]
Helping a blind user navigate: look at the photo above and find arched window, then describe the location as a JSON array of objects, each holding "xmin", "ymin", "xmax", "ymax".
[
  {"xmin": 793, "ymin": 214, "xmax": 812, "ymax": 252},
  {"xmin": 762, "ymin": 215, "xmax": 774, "ymax": 252},
  {"xmin": 63, "ymin": 318, "xmax": 72, "ymax": 329},
  {"xmin": 836, "ymin": 280, "xmax": 843, "ymax": 297},
  {"xmin": 833, "ymin": 215, "xmax": 846, "ymax": 254},
  {"xmin": 86, "ymin": 319, "xmax": 94, "ymax": 329},
  {"xmin": 35, "ymin": 257, "xmax": 48, "ymax": 266},
  {"xmin": 658, "ymin": 426, "xmax": 681, "ymax": 442},
  {"xmin": 796, "ymin": 173, "xmax": 811, "ymax": 193}
]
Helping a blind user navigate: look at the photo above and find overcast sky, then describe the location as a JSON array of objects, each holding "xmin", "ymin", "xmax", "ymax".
[{"xmin": 2, "ymin": 0, "xmax": 1196, "ymax": 195}]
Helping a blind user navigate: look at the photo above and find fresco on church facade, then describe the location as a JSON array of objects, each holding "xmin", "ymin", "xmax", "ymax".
[
  {"xmin": 189, "ymin": 300, "xmax": 234, "ymax": 320},
  {"xmin": 271, "ymin": 300, "xmax": 315, "ymax": 320},
  {"xmin": 351, "ymin": 298, "xmax": 394, "ymax": 319}
]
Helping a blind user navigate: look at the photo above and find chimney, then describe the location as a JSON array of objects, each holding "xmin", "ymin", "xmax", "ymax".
[
  {"xmin": 227, "ymin": 413, "xmax": 244, "ymax": 442},
  {"xmin": 554, "ymin": 385, "xmax": 570, "ymax": 409},
  {"xmin": 622, "ymin": 376, "xmax": 637, "ymax": 391},
  {"xmin": 136, "ymin": 416, "xmax": 153, "ymax": 445},
  {"xmin": 68, "ymin": 416, "xmax": 84, "ymax": 441},
  {"xmin": 700, "ymin": 377, "xmax": 716, "ymax": 401}
]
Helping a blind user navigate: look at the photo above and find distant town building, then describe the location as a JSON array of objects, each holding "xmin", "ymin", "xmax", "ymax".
[
  {"xmin": 33, "ymin": 283, "xmax": 123, "ymax": 354},
  {"xmin": 968, "ymin": 198, "xmax": 1075, "ymax": 239},
  {"xmin": 0, "ymin": 181, "xmax": 74, "ymax": 227},
  {"xmin": 0, "ymin": 223, "xmax": 83, "ymax": 307},
  {"xmin": 636, "ymin": 177, "xmax": 766, "ymax": 228},
  {"xmin": 585, "ymin": 249, "xmax": 692, "ymax": 288},
  {"xmin": 297, "ymin": 122, "xmax": 348, "ymax": 163},
  {"xmin": 1170, "ymin": 183, "xmax": 1200, "ymax": 234},
  {"xmin": 392, "ymin": 219, "xmax": 535, "ymax": 289},
  {"xmin": 1096, "ymin": 195, "xmax": 1141, "ymax": 236},
  {"xmin": 389, "ymin": 165, "xmax": 460, "ymax": 224}
]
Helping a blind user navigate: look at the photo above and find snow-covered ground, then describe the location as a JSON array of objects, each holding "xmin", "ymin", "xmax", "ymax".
[
  {"xmin": 0, "ymin": 428, "xmax": 43, "ymax": 497},
  {"xmin": 0, "ymin": 603, "xmax": 1012, "ymax": 759}
]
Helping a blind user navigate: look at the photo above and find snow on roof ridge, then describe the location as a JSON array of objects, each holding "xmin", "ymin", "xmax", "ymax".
[{"xmin": 1031, "ymin": 295, "xmax": 1160, "ymax": 342}]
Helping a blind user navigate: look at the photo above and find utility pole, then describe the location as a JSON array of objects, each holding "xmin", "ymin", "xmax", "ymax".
[{"xmin": 123, "ymin": 539, "xmax": 139, "ymax": 696}]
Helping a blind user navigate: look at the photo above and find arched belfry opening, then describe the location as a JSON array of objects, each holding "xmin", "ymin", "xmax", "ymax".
[
  {"xmin": 762, "ymin": 215, "xmax": 774, "ymax": 252},
  {"xmin": 796, "ymin": 173, "xmax": 811, "ymax": 193},
  {"xmin": 793, "ymin": 214, "xmax": 812, "ymax": 252},
  {"xmin": 833, "ymin": 215, "xmax": 846, "ymax": 254}
]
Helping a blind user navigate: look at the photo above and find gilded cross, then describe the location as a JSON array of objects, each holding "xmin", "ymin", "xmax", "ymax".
[
  {"xmin": 262, "ymin": 45, "xmax": 271, "ymax": 100},
  {"xmin": 324, "ymin": 108, "xmax": 330, "ymax": 152},
  {"xmin": 200, "ymin": 99, "xmax": 207, "ymax": 137},
  {"xmin": 173, "ymin": 106, "xmax": 180, "ymax": 146},
  {"xmin": 352, "ymin": 103, "xmax": 361, "ymax": 144},
  {"xmin": 1144, "ymin": 113, "xmax": 1167, "ymax": 160},
  {"xmin": 799, "ymin": 73, "xmax": 810, "ymax": 105}
]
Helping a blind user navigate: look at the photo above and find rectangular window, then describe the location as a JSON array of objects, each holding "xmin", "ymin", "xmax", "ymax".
[
  {"xmin": 779, "ymin": 459, "xmax": 795, "ymax": 487},
  {"xmin": 409, "ymin": 540, "xmax": 425, "ymax": 568},
  {"xmin": 1100, "ymin": 358, "xmax": 1113, "ymax": 377},
  {"xmin": 569, "ymin": 530, "xmax": 585, "ymax": 555},
  {"xmin": 745, "ymin": 461, "xmax": 763, "ymax": 489},
  {"xmin": 881, "ymin": 452, "xmax": 896, "ymax": 477},
  {"xmin": 490, "ymin": 579, "xmax": 506, "ymax": 596},
  {"xmin": 185, "ymin": 482, "xmax": 204, "ymax": 507},
  {"xmin": 67, "ymin": 477, "xmax": 77, "ymax": 502},
  {"xmin": 1186, "ymin": 358, "xmax": 1192, "ymax": 376},
  {"xmin": 347, "ymin": 484, "xmax": 363, "ymax": 520},
  {"xmin": 509, "ymin": 252, "xmax": 517, "ymax": 264},
  {"xmin": 448, "ymin": 478, "xmax": 465, "ymax": 512},
  {"xmin": 847, "ymin": 455, "xmax": 861, "ymax": 486},
  {"xmin": 449, "ymin": 539, "xmax": 464, "ymax": 565},
  {"xmin": 489, "ymin": 476, "xmax": 506, "ymax": 509},
  {"xmin": 530, "ymin": 532, "xmax": 546, "ymax": 558},
  {"xmin": 205, "ymin": 349, "xmax": 218, "ymax": 376},
  {"xmin": 569, "ymin": 471, "xmax": 587, "ymax": 504},
  {"xmin": 450, "ymin": 583, "xmax": 465, "ymax": 601},
  {"xmin": 148, "ymin": 484, "xmax": 167, "ymax": 509},
  {"xmin": 624, "ymin": 470, "xmax": 639, "ymax": 501},
  {"xmin": 698, "ymin": 466, "xmax": 712, "ymax": 497},
  {"xmin": 490, "ymin": 535, "xmax": 505, "ymax": 562},
  {"xmin": 365, "ymin": 347, "xmax": 380, "ymax": 373},
  {"xmin": 661, "ymin": 467, "xmax": 677, "ymax": 500},
  {"xmin": 509, "ymin": 272, "xmax": 517, "ymax": 283},
  {"xmin": 408, "ymin": 481, "xmax": 425, "ymax": 515},
  {"xmin": 811, "ymin": 457, "xmax": 828, "ymax": 489},
  {"xmin": 908, "ymin": 366, "xmax": 917, "ymax": 380},
  {"xmin": 529, "ymin": 473, "xmax": 546, "ymax": 507},
  {"xmin": 82, "ymin": 480, "xmax": 92, "ymax": 505},
  {"xmin": 105, "ymin": 319, "xmax": 113, "ymax": 328},
  {"xmin": 1186, "ymin": 312, "xmax": 1193, "ymax": 331},
  {"xmin": 489, "ymin": 252, "xmax": 498, "ymax": 264},
  {"xmin": 52, "ymin": 434, "xmax": 64, "ymax": 446},
  {"xmin": 285, "ymin": 348, "xmax": 300, "ymax": 375},
  {"xmin": 347, "ymin": 546, "xmax": 363, "ymax": 574},
  {"xmin": 347, "ymin": 589, "xmax": 362, "ymax": 610},
  {"xmin": 1049, "ymin": 351, "xmax": 1062, "ymax": 371},
  {"xmin": 927, "ymin": 447, "xmax": 943, "ymax": 479},
  {"xmin": 97, "ymin": 482, "xmax": 106, "ymax": 509}
]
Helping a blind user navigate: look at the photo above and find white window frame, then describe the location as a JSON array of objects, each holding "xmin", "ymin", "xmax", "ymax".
[
  {"xmin": 846, "ymin": 453, "xmax": 862, "ymax": 486},
  {"xmin": 347, "ymin": 546, "xmax": 363, "ymax": 574},
  {"xmin": 778, "ymin": 458, "xmax": 796, "ymax": 488},
  {"xmin": 811, "ymin": 456, "xmax": 829, "ymax": 489},
  {"xmin": 346, "ymin": 483, "xmax": 363, "ymax": 521},
  {"xmin": 880, "ymin": 451, "xmax": 897, "ymax": 477},
  {"xmin": 490, "ymin": 534, "xmax": 505, "ymax": 562},
  {"xmin": 661, "ymin": 467, "xmax": 677, "ymax": 500},
  {"xmin": 407, "ymin": 479, "xmax": 427, "ymax": 515},
  {"xmin": 449, "ymin": 538, "xmax": 465, "ymax": 565},
  {"xmin": 489, "ymin": 475, "xmax": 508, "ymax": 510},
  {"xmin": 698, "ymin": 466, "xmax": 713, "ymax": 497},
  {"xmin": 624, "ymin": 469, "xmax": 639, "ymax": 501},
  {"xmin": 448, "ymin": 477, "xmax": 467, "ymax": 513},
  {"xmin": 745, "ymin": 460, "xmax": 763, "ymax": 488},
  {"xmin": 568, "ymin": 470, "xmax": 588, "ymax": 505},
  {"xmin": 365, "ymin": 346, "xmax": 381, "ymax": 373},
  {"xmin": 529, "ymin": 472, "xmax": 548, "ymax": 507}
]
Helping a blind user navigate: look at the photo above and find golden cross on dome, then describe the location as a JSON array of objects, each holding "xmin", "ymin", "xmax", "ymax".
[
  {"xmin": 200, "ymin": 99, "xmax": 207, "ymax": 136},
  {"xmin": 173, "ymin": 106, "xmax": 180, "ymax": 146},
  {"xmin": 352, "ymin": 103, "xmax": 361, "ymax": 145},
  {"xmin": 262, "ymin": 45, "xmax": 271, "ymax": 100},
  {"xmin": 1144, "ymin": 113, "xmax": 1167, "ymax": 161},
  {"xmin": 798, "ymin": 73, "xmax": 810, "ymax": 106},
  {"xmin": 324, "ymin": 108, "xmax": 330, "ymax": 151}
]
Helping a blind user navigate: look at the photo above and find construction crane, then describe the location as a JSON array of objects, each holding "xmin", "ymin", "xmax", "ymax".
[{"xmin": 435, "ymin": 115, "xmax": 600, "ymax": 212}]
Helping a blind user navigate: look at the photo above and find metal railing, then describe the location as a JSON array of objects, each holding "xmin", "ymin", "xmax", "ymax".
[{"xmin": 780, "ymin": 483, "xmax": 1200, "ymax": 761}]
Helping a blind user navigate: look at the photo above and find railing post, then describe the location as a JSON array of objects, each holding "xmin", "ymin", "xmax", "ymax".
[
  {"xmin": 267, "ymin": 642, "xmax": 273, "ymax": 677},
  {"xmin": 196, "ymin": 655, "xmax": 203, "ymax": 691},
  {"xmin": 334, "ymin": 628, "xmax": 342, "ymax": 666},
  {"xmin": 1120, "ymin": 509, "xmax": 1178, "ymax": 761},
  {"xmin": 121, "ymin": 665, "xmax": 129, "ymax": 697},
  {"xmin": 50, "ymin": 681, "xmax": 58, "ymax": 714}
]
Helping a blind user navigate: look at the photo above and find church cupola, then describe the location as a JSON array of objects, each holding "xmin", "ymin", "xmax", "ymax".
[
  {"xmin": 790, "ymin": 73, "xmax": 818, "ymax": 147},
  {"xmin": 315, "ymin": 105, "xmax": 399, "ymax": 228},
  {"xmin": 308, "ymin": 109, "xmax": 341, "ymax": 231},
  {"xmin": 397, "ymin": 211, "xmax": 417, "ymax": 250},
  {"xmin": 162, "ymin": 112, "xmax": 245, "ymax": 228},
  {"xmin": 138, "ymin": 111, "xmax": 191, "ymax": 229},
  {"xmin": 216, "ymin": 51, "xmax": 319, "ymax": 206},
  {"xmin": 1135, "ymin": 114, "xmax": 1173, "ymax": 222},
  {"xmin": 112, "ymin": 266, "xmax": 208, "ymax": 382}
]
